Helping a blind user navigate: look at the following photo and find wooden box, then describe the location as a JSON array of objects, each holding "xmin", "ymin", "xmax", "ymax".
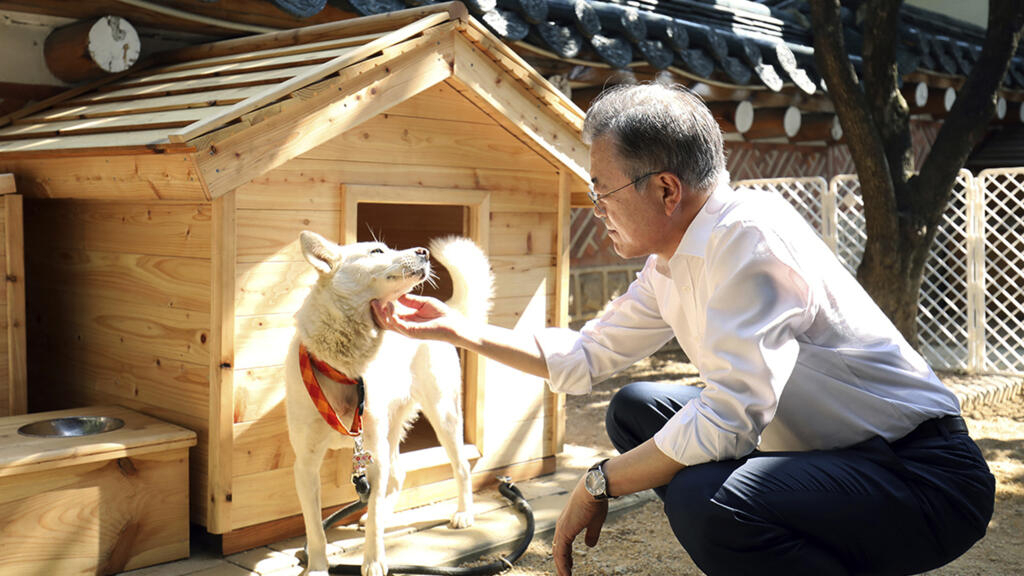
[
  {"xmin": 0, "ymin": 405, "xmax": 197, "ymax": 575},
  {"xmin": 0, "ymin": 5, "xmax": 591, "ymax": 551},
  {"xmin": 0, "ymin": 174, "xmax": 25, "ymax": 417}
]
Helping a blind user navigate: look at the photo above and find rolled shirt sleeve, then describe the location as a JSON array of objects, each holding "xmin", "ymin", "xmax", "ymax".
[
  {"xmin": 653, "ymin": 223, "xmax": 814, "ymax": 465},
  {"xmin": 535, "ymin": 257, "xmax": 676, "ymax": 395}
]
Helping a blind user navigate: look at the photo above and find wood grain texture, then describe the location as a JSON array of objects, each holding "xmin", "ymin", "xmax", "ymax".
[{"xmin": 0, "ymin": 155, "xmax": 207, "ymax": 201}]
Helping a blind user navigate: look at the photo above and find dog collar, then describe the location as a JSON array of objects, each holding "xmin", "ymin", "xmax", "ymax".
[{"xmin": 299, "ymin": 343, "xmax": 364, "ymax": 437}]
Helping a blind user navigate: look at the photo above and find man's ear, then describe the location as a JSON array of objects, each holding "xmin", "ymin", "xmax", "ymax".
[
  {"xmin": 659, "ymin": 172, "xmax": 685, "ymax": 216},
  {"xmin": 299, "ymin": 230, "xmax": 336, "ymax": 275}
]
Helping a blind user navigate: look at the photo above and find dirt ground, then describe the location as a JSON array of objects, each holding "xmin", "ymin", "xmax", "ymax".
[{"xmin": 495, "ymin": 348, "xmax": 1024, "ymax": 576}]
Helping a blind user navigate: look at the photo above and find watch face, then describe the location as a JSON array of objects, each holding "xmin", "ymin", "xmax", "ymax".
[{"xmin": 585, "ymin": 468, "xmax": 606, "ymax": 496}]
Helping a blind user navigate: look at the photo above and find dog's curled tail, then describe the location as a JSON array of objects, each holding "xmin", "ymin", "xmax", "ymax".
[{"xmin": 429, "ymin": 236, "xmax": 493, "ymax": 323}]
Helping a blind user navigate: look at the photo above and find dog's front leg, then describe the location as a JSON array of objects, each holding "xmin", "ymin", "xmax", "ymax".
[
  {"xmin": 294, "ymin": 442, "xmax": 331, "ymax": 576},
  {"xmin": 361, "ymin": 422, "xmax": 390, "ymax": 576}
]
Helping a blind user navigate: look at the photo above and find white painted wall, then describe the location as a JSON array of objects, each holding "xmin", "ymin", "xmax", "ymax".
[{"xmin": 0, "ymin": 10, "xmax": 72, "ymax": 86}]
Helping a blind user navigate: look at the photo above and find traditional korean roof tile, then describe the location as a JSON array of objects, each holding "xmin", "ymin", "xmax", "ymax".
[{"xmin": 319, "ymin": 0, "xmax": 1022, "ymax": 95}]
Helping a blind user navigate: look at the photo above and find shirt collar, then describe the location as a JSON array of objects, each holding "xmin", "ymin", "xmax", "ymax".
[{"xmin": 654, "ymin": 178, "xmax": 733, "ymax": 275}]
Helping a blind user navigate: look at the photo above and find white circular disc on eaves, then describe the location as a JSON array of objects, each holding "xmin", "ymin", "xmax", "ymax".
[{"xmin": 88, "ymin": 15, "xmax": 141, "ymax": 74}]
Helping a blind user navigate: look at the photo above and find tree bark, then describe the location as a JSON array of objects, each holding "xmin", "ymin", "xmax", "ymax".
[{"xmin": 811, "ymin": 0, "xmax": 1024, "ymax": 347}]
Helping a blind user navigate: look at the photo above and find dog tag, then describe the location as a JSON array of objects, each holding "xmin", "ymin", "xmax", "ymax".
[{"xmin": 352, "ymin": 436, "xmax": 373, "ymax": 475}]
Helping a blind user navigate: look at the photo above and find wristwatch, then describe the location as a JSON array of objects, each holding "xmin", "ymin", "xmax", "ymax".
[{"xmin": 584, "ymin": 458, "xmax": 614, "ymax": 500}]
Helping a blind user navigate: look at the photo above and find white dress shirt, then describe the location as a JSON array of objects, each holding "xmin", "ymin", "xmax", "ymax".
[{"xmin": 536, "ymin": 180, "xmax": 960, "ymax": 467}]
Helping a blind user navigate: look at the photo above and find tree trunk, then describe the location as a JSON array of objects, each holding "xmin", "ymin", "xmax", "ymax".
[{"xmin": 811, "ymin": 0, "xmax": 1024, "ymax": 347}]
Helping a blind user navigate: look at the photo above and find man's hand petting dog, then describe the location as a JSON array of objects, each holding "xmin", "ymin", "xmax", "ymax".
[{"xmin": 371, "ymin": 294, "xmax": 465, "ymax": 344}]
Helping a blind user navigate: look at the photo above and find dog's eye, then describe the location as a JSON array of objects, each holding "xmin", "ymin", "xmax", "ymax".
[{"xmin": 370, "ymin": 248, "xmax": 384, "ymax": 255}]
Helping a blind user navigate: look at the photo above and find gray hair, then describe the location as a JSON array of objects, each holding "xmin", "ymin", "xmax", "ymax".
[{"xmin": 582, "ymin": 83, "xmax": 726, "ymax": 194}]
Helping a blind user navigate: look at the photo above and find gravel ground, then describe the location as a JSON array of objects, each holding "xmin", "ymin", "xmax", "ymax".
[{"xmin": 492, "ymin": 348, "xmax": 1024, "ymax": 576}]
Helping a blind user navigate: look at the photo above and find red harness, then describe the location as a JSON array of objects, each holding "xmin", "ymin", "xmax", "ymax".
[{"xmin": 298, "ymin": 343, "xmax": 364, "ymax": 437}]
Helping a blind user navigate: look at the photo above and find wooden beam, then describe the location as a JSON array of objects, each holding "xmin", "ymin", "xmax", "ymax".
[
  {"xmin": 44, "ymin": 16, "xmax": 142, "ymax": 83},
  {"xmin": 743, "ymin": 106, "xmax": 801, "ymax": 140},
  {"xmin": 0, "ymin": 0, "xmax": 359, "ymax": 37},
  {"xmin": 193, "ymin": 27, "xmax": 456, "ymax": 198},
  {"xmin": 901, "ymin": 81, "xmax": 930, "ymax": 110},
  {"xmin": 3, "ymin": 192, "xmax": 26, "ymax": 415},
  {"xmin": 915, "ymin": 86, "xmax": 957, "ymax": 117},
  {"xmin": 451, "ymin": 34, "xmax": 589, "ymax": 186},
  {"xmin": 789, "ymin": 112, "xmax": 839, "ymax": 143},
  {"xmin": 208, "ymin": 189, "xmax": 236, "ymax": 533}
]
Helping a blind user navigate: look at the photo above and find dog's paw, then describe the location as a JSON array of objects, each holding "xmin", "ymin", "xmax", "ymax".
[
  {"xmin": 450, "ymin": 510, "xmax": 474, "ymax": 529},
  {"xmin": 362, "ymin": 560, "xmax": 388, "ymax": 576}
]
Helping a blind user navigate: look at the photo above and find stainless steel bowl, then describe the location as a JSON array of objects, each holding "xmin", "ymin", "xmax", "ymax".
[{"xmin": 17, "ymin": 416, "xmax": 126, "ymax": 438}]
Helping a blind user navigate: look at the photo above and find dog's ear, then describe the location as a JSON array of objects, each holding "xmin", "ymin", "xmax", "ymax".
[{"xmin": 299, "ymin": 230, "xmax": 337, "ymax": 275}]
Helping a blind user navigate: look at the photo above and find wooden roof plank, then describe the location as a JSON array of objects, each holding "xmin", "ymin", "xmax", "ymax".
[
  {"xmin": 0, "ymin": 130, "xmax": 173, "ymax": 153},
  {"xmin": 148, "ymin": 33, "xmax": 388, "ymax": 76},
  {"xmin": 153, "ymin": 2, "xmax": 468, "ymax": 65},
  {"xmin": 0, "ymin": 107, "xmax": 233, "ymax": 141},
  {"xmin": 23, "ymin": 88, "xmax": 256, "ymax": 123},
  {"xmin": 104, "ymin": 46, "xmax": 361, "ymax": 91},
  {"xmin": 169, "ymin": 12, "xmax": 452, "ymax": 144},
  {"xmin": 66, "ymin": 64, "xmax": 326, "ymax": 106}
]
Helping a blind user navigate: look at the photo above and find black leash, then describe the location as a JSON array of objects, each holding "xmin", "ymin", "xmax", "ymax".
[{"xmin": 311, "ymin": 479, "xmax": 534, "ymax": 575}]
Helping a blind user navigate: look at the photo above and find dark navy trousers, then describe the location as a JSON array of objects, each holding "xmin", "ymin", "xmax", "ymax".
[{"xmin": 605, "ymin": 381, "xmax": 996, "ymax": 576}]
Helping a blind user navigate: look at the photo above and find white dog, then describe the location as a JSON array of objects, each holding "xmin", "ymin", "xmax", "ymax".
[{"xmin": 286, "ymin": 230, "xmax": 493, "ymax": 576}]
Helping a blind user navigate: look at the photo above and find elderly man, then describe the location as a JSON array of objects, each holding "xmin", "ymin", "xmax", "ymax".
[{"xmin": 372, "ymin": 83, "xmax": 994, "ymax": 576}]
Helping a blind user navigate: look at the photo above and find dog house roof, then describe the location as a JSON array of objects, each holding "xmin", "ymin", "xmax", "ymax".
[{"xmin": 0, "ymin": 2, "xmax": 588, "ymax": 201}]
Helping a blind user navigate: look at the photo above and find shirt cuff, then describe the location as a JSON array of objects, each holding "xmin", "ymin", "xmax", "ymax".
[{"xmin": 534, "ymin": 327, "xmax": 593, "ymax": 395}]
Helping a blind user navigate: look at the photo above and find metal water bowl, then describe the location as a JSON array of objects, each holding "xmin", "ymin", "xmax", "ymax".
[{"xmin": 17, "ymin": 416, "xmax": 126, "ymax": 438}]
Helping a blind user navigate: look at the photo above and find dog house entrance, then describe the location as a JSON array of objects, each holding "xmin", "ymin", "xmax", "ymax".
[{"xmin": 357, "ymin": 202, "xmax": 465, "ymax": 454}]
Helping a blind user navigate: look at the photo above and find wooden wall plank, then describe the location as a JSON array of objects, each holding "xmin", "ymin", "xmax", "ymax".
[
  {"xmin": 0, "ymin": 156, "xmax": 208, "ymax": 201},
  {"xmin": 31, "ymin": 288, "xmax": 212, "ymax": 365},
  {"xmin": 232, "ymin": 417, "xmax": 294, "ymax": 477},
  {"xmin": 234, "ymin": 365, "xmax": 286, "ymax": 424},
  {"xmin": 29, "ymin": 250, "xmax": 210, "ymax": 312},
  {"xmin": 236, "ymin": 261, "xmax": 315, "ymax": 316},
  {"xmin": 384, "ymin": 81, "xmax": 494, "ymax": 124},
  {"xmin": 305, "ymin": 114, "xmax": 553, "ymax": 173},
  {"xmin": 231, "ymin": 465, "xmax": 357, "ymax": 530},
  {"xmin": 235, "ymin": 314, "xmax": 295, "ymax": 371},
  {"xmin": 24, "ymin": 201, "xmax": 211, "ymax": 257},
  {"xmin": 489, "ymin": 212, "xmax": 557, "ymax": 256},
  {"xmin": 272, "ymin": 157, "xmax": 558, "ymax": 196},
  {"xmin": 236, "ymin": 209, "xmax": 339, "ymax": 262}
]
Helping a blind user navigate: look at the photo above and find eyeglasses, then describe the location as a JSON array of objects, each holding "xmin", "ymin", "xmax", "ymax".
[{"xmin": 587, "ymin": 171, "xmax": 662, "ymax": 210}]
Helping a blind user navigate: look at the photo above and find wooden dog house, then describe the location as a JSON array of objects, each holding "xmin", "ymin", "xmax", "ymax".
[{"xmin": 0, "ymin": 3, "xmax": 589, "ymax": 551}]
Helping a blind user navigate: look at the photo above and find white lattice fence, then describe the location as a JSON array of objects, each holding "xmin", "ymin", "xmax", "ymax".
[
  {"xmin": 976, "ymin": 168, "xmax": 1024, "ymax": 373},
  {"xmin": 829, "ymin": 174, "xmax": 867, "ymax": 276},
  {"xmin": 917, "ymin": 171, "xmax": 974, "ymax": 372}
]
